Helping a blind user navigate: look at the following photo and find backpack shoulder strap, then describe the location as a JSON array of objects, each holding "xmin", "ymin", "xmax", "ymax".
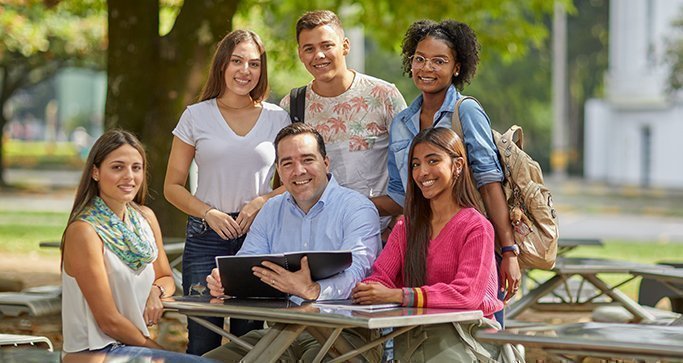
[
  {"xmin": 451, "ymin": 95, "xmax": 483, "ymax": 141},
  {"xmin": 289, "ymin": 86, "xmax": 307, "ymax": 123}
]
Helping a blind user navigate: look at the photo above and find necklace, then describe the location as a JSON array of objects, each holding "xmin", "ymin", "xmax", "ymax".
[{"xmin": 216, "ymin": 97, "xmax": 254, "ymax": 110}]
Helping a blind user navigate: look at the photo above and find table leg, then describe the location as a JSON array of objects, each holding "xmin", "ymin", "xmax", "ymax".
[
  {"xmin": 187, "ymin": 316, "xmax": 253, "ymax": 351},
  {"xmin": 582, "ymin": 274, "xmax": 656, "ymax": 323},
  {"xmin": 242, "ymin": 323, "xmax": 306, "ymax": 363},
  {"xmin": 507, "ymin": 274, "xmax": 567, "ymax": 319},
  {"xmin": 307, "ymin": 326, "xmax": 363, "ymax": 363},
  {"xmin": 326, "ymin": 326, "xmax": 416, "ymax": 363},
  {"xmin": 309, "ymin": 327, "xmax": 343, "ymax": 363}
]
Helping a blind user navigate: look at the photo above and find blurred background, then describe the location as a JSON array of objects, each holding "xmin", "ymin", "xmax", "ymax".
[{"xmin": 1, "ymin": 0, "xmax": 683, "ymax": 356}]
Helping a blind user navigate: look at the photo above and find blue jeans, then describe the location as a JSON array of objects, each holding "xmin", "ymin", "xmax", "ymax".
[
  {"xmin": 182, "ymin": 215, "xmax": 264, "ymax": 355},
  {"xmin": 90, "ymin": 342, "xmax": 216, "ymax": 362}
]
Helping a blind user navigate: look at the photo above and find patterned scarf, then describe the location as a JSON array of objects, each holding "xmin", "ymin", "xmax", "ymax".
[{"xmin": 79, "ymin": 196, "xmax": 156, "ymax": 271}]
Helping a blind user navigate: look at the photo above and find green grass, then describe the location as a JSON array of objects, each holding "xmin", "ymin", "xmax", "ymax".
[
  {"xmin": 528, "ymin": 241, "xmax": 683, "ymax": 300},
  {"xmin": 0, "ymin": 211, "xmax": 68, "ymax": 254},
  {"xmin": 1, "ymin": 208, "xmax": 682, "ymax": 302},
  {"xmin": 4, "ymin": 140, "xmax": 83, "ymax": 169}
]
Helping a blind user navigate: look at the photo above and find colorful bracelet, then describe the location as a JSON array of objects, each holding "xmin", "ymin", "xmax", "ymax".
[{"xmin": 401, "ymin": 287, "xmax": 426, "ymax": 307}]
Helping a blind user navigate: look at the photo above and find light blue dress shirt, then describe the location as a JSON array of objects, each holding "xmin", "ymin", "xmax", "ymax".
[
  {"xmin": 387, "ymin": 85, "xmax": 504, "ymax": 207},
  {"xmin": 237, "ymin": 176, "xmax": 382, "ymax": 300}
]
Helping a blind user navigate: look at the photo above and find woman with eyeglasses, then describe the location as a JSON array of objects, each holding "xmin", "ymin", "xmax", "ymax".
[{"xmin": 371, "ymin": 19, "xmax": 520, "ymax": 325}]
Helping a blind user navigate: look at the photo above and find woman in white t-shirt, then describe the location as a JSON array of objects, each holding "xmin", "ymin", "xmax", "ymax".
[
  {"xmin": 61, "ymin": 129, "xmax": 208, "ymax": 362},
  {"xmin": 164, "ymin": 29, "xmax": 289, "ymax": 355}
]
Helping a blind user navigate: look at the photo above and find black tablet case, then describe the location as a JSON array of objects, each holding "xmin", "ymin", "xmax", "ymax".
[{"xmin": 215, "ymin": 251, "xmax": 352, "ymax": 298}]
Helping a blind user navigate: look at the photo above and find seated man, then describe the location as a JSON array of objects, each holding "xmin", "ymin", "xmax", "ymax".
[{"xmin": 204, "ymin": 123, "xmax": 382, "ymax": 362}]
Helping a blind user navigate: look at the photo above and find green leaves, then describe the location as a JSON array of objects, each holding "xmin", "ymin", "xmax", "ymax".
[{"xmin": 0, "ymin": 1, "xmax": 105, "ymax": 61}]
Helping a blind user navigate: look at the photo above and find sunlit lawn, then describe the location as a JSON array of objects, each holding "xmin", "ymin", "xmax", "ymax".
[
  {"xmin": 1, "ymin": 209, "xmax": 682, "ymax": 301},
  {"xmin": 0, "ymin": 211, "xmax": 68, "ymax": 254}
]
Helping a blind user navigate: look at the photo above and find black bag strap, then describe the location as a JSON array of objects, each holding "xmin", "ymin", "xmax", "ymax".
[{"xmin": 289, "ymin": 86, "xmax": 307, "ymax": 123}]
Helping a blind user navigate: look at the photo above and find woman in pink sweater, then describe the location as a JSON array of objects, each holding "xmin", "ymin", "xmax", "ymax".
[{"xmin": 352, "ymin": 127, "xmax": 504, "ymax": 361}]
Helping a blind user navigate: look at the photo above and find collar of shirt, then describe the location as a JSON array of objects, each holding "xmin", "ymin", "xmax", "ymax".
[
  {"xmin": 401, "ymin": 84, "xmax": 461, "ymax": 132},
  {"xmin": 284, "ymin": 174, "xmax": 338, "ymax": 217}
]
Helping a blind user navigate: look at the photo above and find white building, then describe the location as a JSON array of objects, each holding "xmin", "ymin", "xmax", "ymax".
[{"xmin": 585, "ymin": 0, "xmax": 683, "ymax": 187}]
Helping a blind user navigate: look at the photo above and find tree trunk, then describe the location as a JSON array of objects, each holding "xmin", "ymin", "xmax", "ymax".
[
  {"xmin": 105, "ymin": 0, "xmax": 239, "ymax": 237},
  {"xmin": 0, "ymin": 111, "xmax": 7, "ymax": 188}
]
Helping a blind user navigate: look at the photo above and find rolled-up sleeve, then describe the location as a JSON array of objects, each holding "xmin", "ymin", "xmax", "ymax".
[{"xmin": 458, "ymin": 99, "xmax": 503, "ymax": 188}]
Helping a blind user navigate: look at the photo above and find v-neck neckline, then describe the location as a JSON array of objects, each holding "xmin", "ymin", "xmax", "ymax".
[{"xmin": 211, "ymin": 99, "xmax": 264, "ymax": 138}]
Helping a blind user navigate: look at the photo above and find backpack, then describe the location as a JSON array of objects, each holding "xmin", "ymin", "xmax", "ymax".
[
  {"xmin": 452, "ymin": 96, "xmax": 559, "ymax": 270},
  {"xmin": 289, "ymin": 86, "xmax": 307, "ymax": 123}
]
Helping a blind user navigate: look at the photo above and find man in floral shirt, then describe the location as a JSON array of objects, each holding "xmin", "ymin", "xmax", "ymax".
[{"xmin": 280, "ymin": 10, "xmax": 407, "ymax": 228}]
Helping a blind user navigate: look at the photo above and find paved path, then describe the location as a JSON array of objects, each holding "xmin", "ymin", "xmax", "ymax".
[
  {"xmin": 560, "ymin": 212, "xmax": 683, "ymax": 243},
  {"xmin": 3, "ymin": 169, "xmax": 683, "ymax": 242}
]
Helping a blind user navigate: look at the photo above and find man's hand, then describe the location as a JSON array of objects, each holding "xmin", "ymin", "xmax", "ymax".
[
  {"xmin": 206, "ymin": 268, "xmax": 225, "ymax": 297},
  {"xmin": 500, "ymin": 254, "xmax": 521, "ymax": 301},
  {"xmin": 253, "ymin": 256, "xmax": 320, "ymax": 300},
  {"xmin": 351, "ymin": 281, "xmax": 402, "ymax": 305}
]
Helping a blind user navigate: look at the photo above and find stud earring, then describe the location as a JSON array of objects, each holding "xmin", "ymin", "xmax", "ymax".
[
  {"xmin": 93, "ymin": 176, "xmax": 99, "ymax": 182},
  {"xmin": 455, "ymin": 72, "xmax": 459, "ymax": 76}
]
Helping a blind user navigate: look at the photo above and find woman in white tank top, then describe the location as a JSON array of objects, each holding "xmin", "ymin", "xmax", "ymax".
[
  {"xmin": 164, "ymin": 29, "xmax": 289, "ymax": 355},
  {"xmin": 61, "ymin": 129, "xmax": 211, "ymax": 362}
]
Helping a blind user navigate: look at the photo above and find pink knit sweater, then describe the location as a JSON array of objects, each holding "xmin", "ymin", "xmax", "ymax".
[{"xmin": 363, "ymin": 208, "xmax": 504, "ymax": 318}]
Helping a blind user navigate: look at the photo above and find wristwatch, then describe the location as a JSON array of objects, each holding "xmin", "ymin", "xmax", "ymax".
[{"xmin": 501, "ymin": 244, "xmax": 520, "ymax": 256}]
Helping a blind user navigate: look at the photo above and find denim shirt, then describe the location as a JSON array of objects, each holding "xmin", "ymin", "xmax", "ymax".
[{"xmin": 387, "ymin": 85, "xmax": 503, "ymax": 207}]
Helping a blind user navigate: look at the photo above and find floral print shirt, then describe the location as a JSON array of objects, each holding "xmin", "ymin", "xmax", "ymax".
[{"xmin": 281, "ymin": 72, "xmax": 406, "ymax": 198}]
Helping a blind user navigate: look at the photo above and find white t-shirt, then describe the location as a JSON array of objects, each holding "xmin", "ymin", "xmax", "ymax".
[
  {"xmin": 173, "ymin": 99, "xmax": 290, "ymax": 213},
  {"xmin": 62, "ymin": 214, "xmax": 158, "ymax": 352}
]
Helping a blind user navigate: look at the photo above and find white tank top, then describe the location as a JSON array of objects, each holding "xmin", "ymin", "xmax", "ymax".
[{"xmin": 61, "ymin": 217, "xmax": 157, "ymax": 352}]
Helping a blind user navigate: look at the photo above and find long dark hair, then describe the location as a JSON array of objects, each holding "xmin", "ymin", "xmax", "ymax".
[
  {"xmin": 199, "ymin": 29, "xmax": 268, "ymax": 102},
  {"xmin": 401, "ymin": 19, "xmax": 480, "ymax": 91},
  {"xmin": 403, "ymin": 127, "xmax": 481, "ymax": 286},
  {"xmin": 60, "ymin": 129, "xmax": 148, "ymax": 259}
]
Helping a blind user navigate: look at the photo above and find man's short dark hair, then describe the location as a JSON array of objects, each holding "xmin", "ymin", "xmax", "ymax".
[
  {"xmin": 274, "ymin": 123, "xmax": 327, "ymax": 161},
  {"xmin": 295, "ymin": 10, "xmax": 344, "ymax": 43}
]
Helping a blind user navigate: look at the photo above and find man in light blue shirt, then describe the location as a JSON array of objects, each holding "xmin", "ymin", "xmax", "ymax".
[{"xmin": 205, "ymin": 123, "xmax": 382, "ymax": 362}]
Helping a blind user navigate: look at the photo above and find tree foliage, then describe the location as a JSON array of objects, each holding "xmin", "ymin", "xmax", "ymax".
[
  {"xmin": 0, "ymin": 0, "xmax": 105, "ymax": 186},
  {"xmin": 104, "ymin": 0, "xmax": 566, "ymax": 236}
]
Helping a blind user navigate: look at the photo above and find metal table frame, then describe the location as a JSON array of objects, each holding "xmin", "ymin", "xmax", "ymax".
[
  {"xmin": 164, "ymin": 297, "xmax": 484, "ymax": 363},
  {"xmin": 509, "ymin": 257, "xmax": 669, "ymax": 322},
  {"xmin": 477, "ymin": 322, "xmax": 683, "ymax": 362}
]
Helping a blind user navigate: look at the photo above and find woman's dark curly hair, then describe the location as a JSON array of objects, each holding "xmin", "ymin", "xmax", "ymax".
[{"xmin": 401, "ymin": 19, "xmax": 480, "ymax": 91}]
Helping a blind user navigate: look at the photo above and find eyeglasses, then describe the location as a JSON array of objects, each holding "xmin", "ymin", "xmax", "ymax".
[{"xmin": 410, "ymin": 55, "xmax": 450, "ymax": 71}]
